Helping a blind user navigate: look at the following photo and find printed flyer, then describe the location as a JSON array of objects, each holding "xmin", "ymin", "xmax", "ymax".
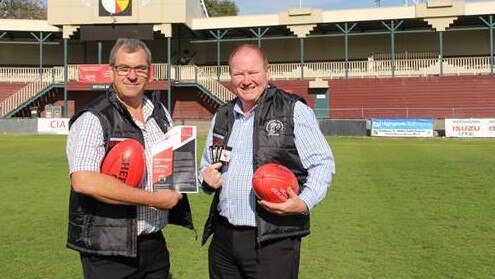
[{"xmin": 151, "ymin": 126, "xmax": 198, "ymax": 193}]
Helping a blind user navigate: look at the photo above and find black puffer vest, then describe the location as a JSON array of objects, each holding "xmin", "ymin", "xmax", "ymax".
[
  {"xmin": 202, "ymin": 86, "xmax": 310, "ymax": 245},
  {"xmin": 67, "ymin": 88, "xmax": 194, "ymax": 257}
]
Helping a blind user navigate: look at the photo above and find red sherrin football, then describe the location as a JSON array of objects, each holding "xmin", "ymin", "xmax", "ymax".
[
  {"xmin": 252, "ymin": 163, "xmax": 299, "ymax": 203},
  {"xmin": 101, "ymin": 139, "xmax": 145, "ymax": 188}
]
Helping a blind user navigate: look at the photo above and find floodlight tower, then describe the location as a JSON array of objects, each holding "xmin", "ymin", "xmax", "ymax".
[{"xmin": 200, "ymin": 0, "xmax": 209, "ymax": 17}]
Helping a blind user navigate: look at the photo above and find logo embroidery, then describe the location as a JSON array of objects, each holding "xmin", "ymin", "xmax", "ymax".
[{"xmin": 265, "ymin": 120, "xmax": 284, "ymax": 136}]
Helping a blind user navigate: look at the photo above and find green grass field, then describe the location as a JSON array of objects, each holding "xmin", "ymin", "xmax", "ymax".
[{"xmin": 0, "ymin": 135, "xmax": 494, "ymax": 278}]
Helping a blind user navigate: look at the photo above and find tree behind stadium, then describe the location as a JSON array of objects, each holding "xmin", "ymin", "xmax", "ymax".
[
  {"xmin": 1, "ymin": 0, "xmax": 47, "ymax": 19},
  {"xmin": 204, "ymin": 0, "xmax": 238, "ymax": 17}
]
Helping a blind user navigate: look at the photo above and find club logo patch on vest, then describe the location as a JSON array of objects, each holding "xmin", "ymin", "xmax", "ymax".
[{"xmin": 265, "ymin": 120, "xmax": 284, "ymax": 136}]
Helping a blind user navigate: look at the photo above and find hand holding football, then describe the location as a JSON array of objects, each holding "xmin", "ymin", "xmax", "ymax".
[
  {"xmin": 101, "ymin": 139, "xmax": 145, "ymax": 188},
  {"xmin": 252, "ymin": 163, "xmax": 299, "ymax": 203}
]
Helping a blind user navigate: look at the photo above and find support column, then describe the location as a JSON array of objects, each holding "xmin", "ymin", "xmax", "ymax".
[
  {"xmin": 249, "ymin": 27, "xmax": 269, "ymax": 48},
  {"xmin": 98, "ymin": 41, "xmax": 102, "ymax": 64},
  {"xmin": 480, "ymin": 15, "xmax": 495, "ymax": 75},
  {"xmin": 209, "ymin": 30, "xmax": 228, "ymax": 81},
  {"xmin": 336, "ymin": 22, "xmax": 357, "ymax": 79},
  {"xmin": 62, "ymin": 25, "xmax": 79, "ymax": 118},
  {"xmin": 167, "ymin": 37, "xmax": 172, "ymax": 113},
  {"xmin": 382, "ymin": 20, "xmax": 404, "ymax": 77},
  {"xmin": 31, "ymin": 32, "xmax": 52, "ymax": 80},
  {"xmin": 63, "ymin": 38, "xmax": 68, "ymax": 117},
  {"xmin": 439, "ymin": 31, "xmax": 444, "ymax": 75},
  {"xmin": 300, "ymin": 38, "xmax": 304, "ymax": 79}
]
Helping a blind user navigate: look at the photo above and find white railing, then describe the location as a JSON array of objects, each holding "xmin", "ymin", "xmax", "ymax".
[
  {"xmin": 198, "ymin": 65, "xmax": 230, "ymax": 81},
  {"xmin": 153, "ymin": 64, "xmax": 169, "ymax": 80},
  {"xmin": 174, "ymin": 65, "xmax": 235, "ymax": 101},
  {"xmin": 196, "ymin": 77, "xmax": 235, "ymax": 101},
  {"xmin": 0, "ymin": 67, "xmax": 53, "ymax": 83},
  {"xmin": 0, "ymin": 78, "xmax": 52, "ymax": 117},
  {"xmin": 174, "ymin": 65, "xmax": 197, "ymax": 82},
  {"xmin": 1, "ymin": 56, "xmax": 493, "ymax": 84},
  {"xmin": 443, "ymin": 56, "xmax": 491, "ymax": 75},
  {"xmin": 0, "ymin": 56, "xmax": 494, "ymax": 116}
]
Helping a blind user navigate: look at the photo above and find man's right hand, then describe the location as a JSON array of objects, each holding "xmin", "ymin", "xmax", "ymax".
[
  {"xmin": 71, "ymin": 171, "xmax": 184, "ymax": 210},
  {"xmin": 151, "ymin": 189, "xmax": 183, "ymax": 210},
  {"xmin": 202, "ymin": 162, "xmax": 223, "ymax": 190}
]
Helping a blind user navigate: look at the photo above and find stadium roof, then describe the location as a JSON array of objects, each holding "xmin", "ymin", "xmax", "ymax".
[{"xmin": 0, "ymin": 0, "xmax": 494, "ymax": 41}]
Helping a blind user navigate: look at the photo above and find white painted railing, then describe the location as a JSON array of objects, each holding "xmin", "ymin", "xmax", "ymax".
[
  {"xmin": 152, "ymin": 64, "xmax": 169, "ymax": 80},
  {"xmin": 174, "ymin": 65, "xmax": 235, "ymax": 101},
  {"xmin": 196, "ymin": 77, "xmax": 235, "ymax": 102},
  {"xmin": 174, "ymin": 65, "xmax": 197, "ymax": 82},
  {"xmin": 0, "ymin": 78, "xmax": 52, "ymax": 117},
  {"xmin": 196, "ymin": 65, "xmax": 230, "ymax": 81},
  {"xmin": 0, "ymin": 67, "xmax": 52, "ymax": 83},
  {"xmin": 443, "ymin": 56, "xmax": 491, "ymax": 75},
  {"xmin": 0, "ymin": 56, "xmax": 493, "ymax": 116},
  {"xmin": 1, "ymin": 57, "xmax": 493, "ymax": 84}
]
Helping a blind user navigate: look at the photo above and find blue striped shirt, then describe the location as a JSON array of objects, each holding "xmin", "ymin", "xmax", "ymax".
[
  {"xmin": 66, "ymin": 96, "xmax": 173, "ymax": 235},
  {"xmin": 199, "ymin": 100, "xmax": 335, "ymax": 227}
]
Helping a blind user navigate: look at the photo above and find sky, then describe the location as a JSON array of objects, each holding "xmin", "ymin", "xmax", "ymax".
[
  {"xmin": 233, "ymin": 0, "xmax": 481, "ymax": 15},
  {"xmin": 38, "ymin": 0, "xmax": 483, "ymax": 15}
]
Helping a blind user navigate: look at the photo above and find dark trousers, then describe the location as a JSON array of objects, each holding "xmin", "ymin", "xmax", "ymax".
[
  {"xmin": 209, "ymin": 216, "xmax": 301, "ymax": 279},
  {"xmin": 80, "ymin": 232, "xmax": 170, "ymax": 279}
]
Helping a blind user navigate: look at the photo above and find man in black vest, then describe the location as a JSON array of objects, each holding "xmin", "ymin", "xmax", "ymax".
[
  {"xmin": 199, "ymin": 44, "xmax": 335, "ymax": 278},
  {"xmin": 66, "ymin": 38, "xmax": 193, "ymax": 278}
]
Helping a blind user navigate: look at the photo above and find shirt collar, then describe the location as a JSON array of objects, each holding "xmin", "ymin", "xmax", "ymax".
[
  {"xmin": 233, "ymin": 99, "xmax": 257, "ymax": 118},
  {"xmin": 141, "ymin": 95, "xmax": 154, "ymax": 121},
  {"xmin": 114, "ymin": 93, "xmax": 154, "ymax": 122}
]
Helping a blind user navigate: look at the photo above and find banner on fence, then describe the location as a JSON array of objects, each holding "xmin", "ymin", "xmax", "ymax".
[
  {"xmin": 78, "ymin": 64, "xmax": 154, "ymax": 83},
  {"xmin": 445, "ymin": 118, "xmax": 495, "ymax": 138},
  {"xmin": 37, "ymin": 118, "xmax": 69, "ymax": 135},
  {"xmin": 371, "ymin": 118, "xmax": 434, "ymax": 137},
  {"xmin": 78, "ymin": 65, "xmax": 112, "ymax": 83}
]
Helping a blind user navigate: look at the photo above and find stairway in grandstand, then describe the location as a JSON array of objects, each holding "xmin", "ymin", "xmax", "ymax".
[
  {"xmin": 0, "ymin": 83, "xmax": 27, "ymax": 103},
  {"xmin": 0, "ymin": 68, "xmax": 62, "ymax": 117},
  {"xmin": 0, "ymin": 64, "xmax": 233, "ymax": 118},
  {"xmin": 174, "ymin": 65, "xmax": 235, "ymax": 104}
]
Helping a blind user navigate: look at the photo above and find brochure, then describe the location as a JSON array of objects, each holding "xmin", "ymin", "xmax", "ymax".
[{"xmin": 151, "ymin": 126, "xmax": 198, "ymax": 193}]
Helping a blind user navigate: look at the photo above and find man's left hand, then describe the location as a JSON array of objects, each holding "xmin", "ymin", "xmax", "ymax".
[{"xmin": 258, "ymin": 188, "xmax": 309, "ymax": 215}]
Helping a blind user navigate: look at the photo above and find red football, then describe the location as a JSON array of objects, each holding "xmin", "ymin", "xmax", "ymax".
[
  {"xmin": 101, "ymin": 139, "xmax": 145, "ymax": 188},
  {"xmin": 252, "ymin": 163, "xmax": 299, "ymax": 203}
]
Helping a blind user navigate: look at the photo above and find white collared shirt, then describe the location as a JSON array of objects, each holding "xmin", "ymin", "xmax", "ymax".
[
  {"xmin": 199, "ymin": 100, "xmax": 335, "ymax": 227},
  {"xmin": 67, "ymin": 96, "xmax": 173, "ymax": 235}
]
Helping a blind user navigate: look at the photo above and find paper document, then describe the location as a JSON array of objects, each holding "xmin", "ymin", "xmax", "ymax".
[{"xmin": 151, "ymin": 126, "xmax": 198, "ymax": 193}]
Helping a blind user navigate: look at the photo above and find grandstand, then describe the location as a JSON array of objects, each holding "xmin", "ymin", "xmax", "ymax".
[{"xmin": 0, "ymin": 0, "xmax": 494, "ymax": 130}]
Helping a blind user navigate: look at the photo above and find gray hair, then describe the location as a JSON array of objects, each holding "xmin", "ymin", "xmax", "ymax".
[{"xmin": 109, "ymin": 38, "xmax": 152, "ymax": 66}]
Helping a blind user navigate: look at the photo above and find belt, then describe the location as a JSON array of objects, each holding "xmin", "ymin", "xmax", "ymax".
[
  {"xmin": 216, "ymin": 215, "xmax": 255, "ymax": 231},
  {"xmin": 137, "ymin": 231, "xmax": 162, "ymax": 240}
]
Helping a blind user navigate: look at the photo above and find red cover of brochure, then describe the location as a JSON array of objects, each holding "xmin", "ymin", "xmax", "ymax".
[{"xmin": 151, "ymin": 126, "xmax": 197, "ymax": 193}]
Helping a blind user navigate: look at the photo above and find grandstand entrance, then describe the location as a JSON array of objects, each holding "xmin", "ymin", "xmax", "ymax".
[
  {"xmin": 309, "ymin": 79, "xmax": 329, "ymax": 119},
  {"xmin": 313, "ymin": 88, "xmax": 328, "ymax": 119}
]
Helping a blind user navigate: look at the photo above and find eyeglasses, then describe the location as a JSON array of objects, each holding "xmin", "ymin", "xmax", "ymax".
[{"xmin": 112, "ymin": 65, "xmax": 150, "ymax": 77}]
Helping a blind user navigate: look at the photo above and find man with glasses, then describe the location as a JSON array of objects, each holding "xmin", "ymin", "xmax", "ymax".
[{"xmin": 66, "ymin": 38, "xmax": 193, "ymax": 278}]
